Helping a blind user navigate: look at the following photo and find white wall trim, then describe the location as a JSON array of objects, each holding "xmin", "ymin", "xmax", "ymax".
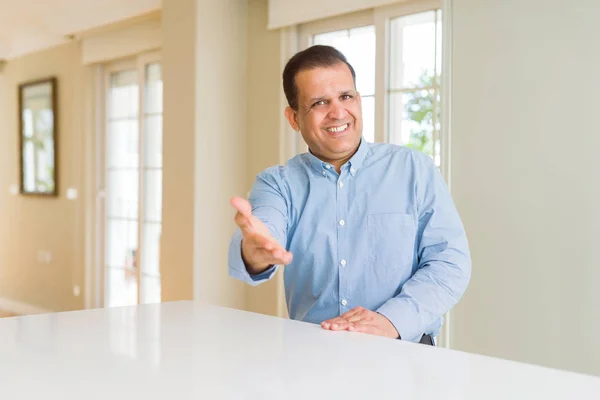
[
  {"xmin": 0, "ymin": 298, "xmax": 52, "ymax": 316},
  {"xmin": 279, "ymin": 25, "xmax": 301, "ymax": 165},
  {"xmin": 269, "ymin": 0, "xmax": 409, "ymax": 30},
  {"xmin": 298, "ymin": 9, "xmax": 373, "ymax": 42},
  {"xmin": 277, "ymin": 25, "xmax": 300, "ymax": 318},
  {"xmin": 438, "ymin": 0, "xmax": 453, "ymax": 350}
]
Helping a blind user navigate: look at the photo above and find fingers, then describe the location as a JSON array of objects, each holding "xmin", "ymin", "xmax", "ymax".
[
  {"xmin": 348, "ymin": 321, "xmax": 378, "ymax": 335},
  {"xmin": 321, "ymin": 316, "xmax": 353, "ymax": 331},
  {"xmin": 231, "ymin": 197, "xmax": 255, "ymax": 233},
  {"xmin": 320, "ymin": 310, "xmax": 367, "ymax": 330},
  {"xmin": 340, "ymin": 306, "xmax": 364, "ymax": 321},
  {"xmin": 243, "ymin": 233, "xmax": 293, "ymax": 266},
  {"xmin": 245, "ymin": 233, "xmax": 288, "ymax": 257},
  {"xmin": 244, "ymin": 232, "xmax": 275, "ymax": 250},
  {"xmin": 230, "ymin": 196, "xmax": 252, "ymax": 218},
  {"xmin": 321, "ymin": 307, "xmax": 378, "ymax": 333},
  {"xmin": 234, "ymin": 211, "xmax": 252, "ymax": 232},
  {"xmin": 255, "ymin": 247, "xmax": 293, "ymax": 266}
]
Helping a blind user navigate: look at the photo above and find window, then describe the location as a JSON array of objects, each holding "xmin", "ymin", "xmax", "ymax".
[
  {"xmin": 388, "ymin": 9, "xmax": 442, "ymax": 166},
  {"xmin": 102, "ymin": 52, "xmax": 163, "ymax": 307},
  {"xmin": 299, "ymin": 1, "xmax": 444, "ymax": 168}
]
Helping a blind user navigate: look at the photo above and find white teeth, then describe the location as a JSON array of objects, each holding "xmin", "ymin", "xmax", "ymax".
[{"xmin": 326, "ymin": 124, "xmax": 348, "ymax": 133}]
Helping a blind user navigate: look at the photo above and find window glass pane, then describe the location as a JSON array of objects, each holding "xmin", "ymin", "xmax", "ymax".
[
  {"xmin": 144, "ymin": 116, "xmax": 162, "ymax": 168},
  {"xmin": 105, "ymin": 219, "xmax": 138, "ymax": 307},
  {"xmin": 347, "ymin": 26, "xmax": 376, "ymax": 96},
  {"xmin": 106, "ymin": 170, "xmax": 139, "ymax": 219},
  {"xmin": 145, "ymin": 63, "xmax": 163, "ymax": 115},
  {"xmin": 108, "ymin": 70, "xmax": 139, "ymax": 119},
  {"xmin": 107, "ymin": 120, "xmax": 139, "ymax": 168},
  {"xmin": 389, "ymin": 11, "xmax": 437, "ymax": 89},
  {"xmin": 388, "ymin": 90, "xmax": 436, "ymax": 161},
  {"xmin": 143, "ymin": 170, "xmax": 162, "ymax": 222},
  {"xmin": 106, "ymin": 267, "xmax": 138, "ymax": 308},
  {"xmin": 141, "ymin": 222, "xmax": 162, "ymax": 278},
  {"xmin": 313, "ymin": 30, "xmax": 350, "ymax": 53},
  {"xmin": 105, "ymin": 219, "xmax": 138, "ymax": 270},
  {"xmin": 141, "ymin": 275, "xmax": 161, "ymax": 305},
  {"xmin": 436, "ymin": 9, "xmax": 442, "ymax": 85}
]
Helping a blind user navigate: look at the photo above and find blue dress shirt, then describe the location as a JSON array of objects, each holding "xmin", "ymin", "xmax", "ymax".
[{"xmin": 228, "ymin": 139, "xmax": 471, "ymax": 342}]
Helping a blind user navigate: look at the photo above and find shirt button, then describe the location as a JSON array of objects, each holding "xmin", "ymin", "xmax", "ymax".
[
  {"xmin": 339, "ymin": 181, "xmax": 344, "ymax": 188},
  {"xmin": 325, "ymin": 165, "xmax": 331, "ymax": 169},
  {"xmin": 339, "ymin": 219, "xmax": 345, "ymax": 226},
  {"xmin": 340, "ymin": 259, "xmax": 346, "ymax": 266},
  {"xmin": 341, "ymin": 299, "xmax": 348, "ymax": 306},
  {"xmin": 350, "ymin": 168, "xmax": 355, "ymax": 174},
  {"xmin": 322, "ymin": 170, "xmax": 326, "ymax": 176}
]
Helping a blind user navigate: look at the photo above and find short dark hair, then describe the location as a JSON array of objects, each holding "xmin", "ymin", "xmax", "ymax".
[{"xmin": 282, "ymin": 45, "xmax": 356, "ymax": 110}]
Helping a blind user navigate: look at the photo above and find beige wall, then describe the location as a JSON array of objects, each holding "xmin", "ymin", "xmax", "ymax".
[
  {"xmin": 0, "ymin": 42, "xmax": 86, "ymax": 312},
  {"xmin": 244, "ymin": 0, "xmax": 285, "ymax": 316},
  {"xmin": 450, "ymin": 0, "xmax": 600, "ymax": 376},
  {"xmin": 160, "ymin": 0, "xmax": 196, "ymax": 302},
  {"xmin": 161, "ymin": 0, "xmax": 249, "ymax": 309},
  {"xmin": 193, "ymin": 0, "xmax": 247, "ymax": 309}
]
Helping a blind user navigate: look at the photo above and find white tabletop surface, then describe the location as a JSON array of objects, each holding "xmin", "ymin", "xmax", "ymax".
[{"xmin": 0, "ymin": 301, "xmax": 599, "ymax": 399}]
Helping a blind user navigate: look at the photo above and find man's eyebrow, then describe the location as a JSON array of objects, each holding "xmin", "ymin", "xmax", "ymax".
[
  {"xmin": 307, "ymin": 90, "xmax": 356, "ymax": 104},
  {"xmin": 308, "ymin": 96, "xmax": 326, "ymax": 104}
]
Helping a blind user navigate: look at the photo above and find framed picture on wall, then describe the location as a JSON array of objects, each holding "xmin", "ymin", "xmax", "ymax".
[{"xmin": 18, "ymin": 77, "xmax": 58, "ymax": 196}]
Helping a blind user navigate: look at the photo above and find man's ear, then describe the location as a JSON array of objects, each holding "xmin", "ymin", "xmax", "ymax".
[{"xmin": 285, "ymin": 106, "xmax": 300, "ymax": 132}]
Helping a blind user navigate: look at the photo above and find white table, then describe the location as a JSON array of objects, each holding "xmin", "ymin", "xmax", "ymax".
[{"xmin": 0, "ymin": 301, "xmax": 598, "ymax": 399}]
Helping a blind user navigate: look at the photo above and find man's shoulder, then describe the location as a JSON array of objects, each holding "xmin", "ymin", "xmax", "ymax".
[
  {"xmin": 364, "ymin": 142, "xmax": 437, "ymax": 176},
  {"xmin": 256, "ymin": 165, "xmax": 286, "ymax": 183},
  {"xmin": 366, "ymin": 142, "xmax": 425, "ymax": 162}
]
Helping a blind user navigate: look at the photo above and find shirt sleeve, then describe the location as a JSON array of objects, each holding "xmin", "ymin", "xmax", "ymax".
[
  {"xmin": 228, "ymin": 166, "xmax": 289, "ymax": 287},
  {"xmin": 377, "ymin": 152, "xmax": 472, "ymax": 342}
]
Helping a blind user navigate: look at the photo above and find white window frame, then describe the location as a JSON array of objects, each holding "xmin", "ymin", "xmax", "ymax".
[
  {"xmin": 97, "ymin": 50, "xmax": 162, "ymax": 308},
  {"xmin": 298, "ymin": 10, "xmax": 374, "ymax": 49},
  {"xmin": 374, "ymin": 0, "xmax": 446, "ymax": 176}
]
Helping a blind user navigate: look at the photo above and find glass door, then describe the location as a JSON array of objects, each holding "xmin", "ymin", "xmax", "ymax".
[{"xmin": 102, "ymin": 52, "xmax": 162, "ymax": 307}]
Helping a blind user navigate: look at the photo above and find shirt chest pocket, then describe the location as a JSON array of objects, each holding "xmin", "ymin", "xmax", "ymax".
[{"xmin": 367, "ymin": 213, "xmax": 416, "ymax": 270}]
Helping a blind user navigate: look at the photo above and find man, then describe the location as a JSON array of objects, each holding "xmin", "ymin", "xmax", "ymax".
[{"xmin": 228, "ymin": 45, "xmax": 471, "ymax": 344}]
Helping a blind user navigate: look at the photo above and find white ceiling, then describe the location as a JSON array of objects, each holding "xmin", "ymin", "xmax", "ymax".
[{"xmin": 0, "ymin": 0, "xmax": 161, "ymax": 60}]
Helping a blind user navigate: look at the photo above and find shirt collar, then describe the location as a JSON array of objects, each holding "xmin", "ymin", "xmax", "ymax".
[
  {"xmin": 305, "ymin": 137, "xmax": 370, "ymax": 177},
  {"xmin": 346, "ymin": 137, "xmax": 369, "ymax": 176}
]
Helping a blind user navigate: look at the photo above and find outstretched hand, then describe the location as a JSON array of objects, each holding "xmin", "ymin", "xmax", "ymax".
[{"xmin": 231, "ymin": 196, "xmax": 293, "ymax": 274}]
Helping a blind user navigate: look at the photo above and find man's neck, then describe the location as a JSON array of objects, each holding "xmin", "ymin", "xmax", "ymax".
[
  {"xmin": 310, "ymin": 142, "xmax": 361, "ymax": 174},
  {"xmin": 330, "ymin": 155, "xmax": 352, "ymax": 174}
]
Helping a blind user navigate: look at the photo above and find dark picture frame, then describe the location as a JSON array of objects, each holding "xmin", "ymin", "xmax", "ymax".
[{"xmin": 18, "ymin": 77, "xmax": 58, "ymax": 197}]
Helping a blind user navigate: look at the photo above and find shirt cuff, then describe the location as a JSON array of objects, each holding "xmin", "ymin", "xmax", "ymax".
[
  {"xmin": 228, "ymin": 229, "xmax": 278, "ymax": 286},
  {"xmin": 376, "ymin": 298, "xmax": 422, "ymax": 343}
]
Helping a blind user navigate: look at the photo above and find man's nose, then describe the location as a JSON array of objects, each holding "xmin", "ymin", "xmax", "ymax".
[{"xmin": 327, "ymin": 100, "xmax": 347, "ymax": 120}]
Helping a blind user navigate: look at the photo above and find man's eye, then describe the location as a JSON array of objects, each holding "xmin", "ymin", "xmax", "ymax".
[
  {"xmin": 341, "ymin": 94, "xmax": 353, "ymax": 100},
  {"xmin": 313, "ymin": 100, "xmax": 326, "ymax": 107}
]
